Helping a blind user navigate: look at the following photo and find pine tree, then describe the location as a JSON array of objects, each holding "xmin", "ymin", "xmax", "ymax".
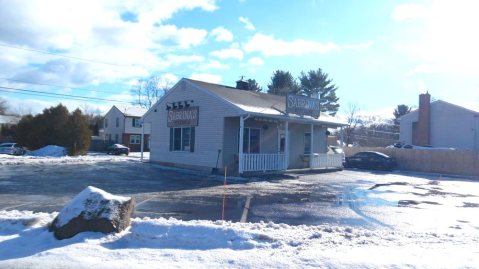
[
  {"xmin": 393, "ymin": 105, "xmax": 412, "ymax": 125},
  {"xmin": 299, "ymin": 68, "xmax": 340, "ymax": 116},
  {"xmin": 267, "ymin": 70, "xmax": 300, "ymax": 96}
]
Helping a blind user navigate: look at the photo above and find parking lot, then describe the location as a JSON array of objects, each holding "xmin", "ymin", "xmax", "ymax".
[{"xmin": 1, "ymin": 157, "xmax": 479, "ymax": 233}]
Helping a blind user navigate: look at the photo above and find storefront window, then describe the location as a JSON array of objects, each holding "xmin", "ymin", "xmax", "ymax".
[
  {"xmin": 304, "ymin": 133, "xmax": 311, "ymax": 154},
  {"xmin": 239, "ymin": 128, "xmax": 260, "ymax": 153},
  {"xmin": 170, "ymin": 127, "xmax": 195, "ymax": 152}
]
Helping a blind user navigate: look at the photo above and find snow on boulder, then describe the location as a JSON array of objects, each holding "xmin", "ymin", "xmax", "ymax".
[
  {"xmin": 28, "ymin": 145, "xmax": 67, "ymax": 157},
  {"xmin": 49, "ymin": 186, "xmax": 134, "ymax": 240}
]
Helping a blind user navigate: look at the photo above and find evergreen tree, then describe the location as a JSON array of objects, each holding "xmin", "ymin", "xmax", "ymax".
[
  {"xmin": 13, "ymin": 104, "xmax": 91, "ymax": 155},
  {"xmin": 267, "ymin": 70, "xmax": 300, "ymax": 96},
  {"xmin": 393, "ymin": 104, "xmax": 412, "ymax": 125},
  {"xmin": 299, "ymin": 68, "xmax": 340, "ymax": 115},
  {"xmin": 246, "ymin": 79, "xmax": 263, "ymax": 92}
]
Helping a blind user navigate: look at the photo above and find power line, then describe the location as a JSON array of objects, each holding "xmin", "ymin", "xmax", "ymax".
[
  {"xmin": 0, "ymin": 43, "xmax": 127, "ymax": 67},
  {"xmin": 0, "ymin": 77, "xmax": 125, "ymax": 95},
  {"xmin": 0, "ymin": 86, "xmax": 131, "ymax": 104}
]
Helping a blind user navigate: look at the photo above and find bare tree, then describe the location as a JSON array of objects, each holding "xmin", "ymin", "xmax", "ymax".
[
  {"xmin": 0, "ymin": 97, "xmax": 7, "ymax": 114},
  {"xmin": 343, "ymin": 103, "xmax": 362, "ymax": 146},
  {"xmin": 132, "ymin": 76, "xmax": 172, "ymax": 108}
]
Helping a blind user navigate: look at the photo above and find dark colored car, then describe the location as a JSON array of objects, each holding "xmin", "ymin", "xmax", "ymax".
[
  {"xmin": 344, "ymin": 151, "xmax": 397, "ymax": 171},
  {"xmin": 0, "ymin": 143, "xmax": 26, "ymax": 156},
  {"xmin": 107, "ymin": 144, "xmax": 130, "ymax": 155}
]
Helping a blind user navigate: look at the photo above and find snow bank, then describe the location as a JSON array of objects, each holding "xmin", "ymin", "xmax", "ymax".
[
  {"xmin": 0, "ymin": 210, "xmax": 478, "ymax": 269},
  {"xmin": 27, "ymin": 145, "xmax": 67, "ymax": 157},
  {"xmin": 0, "ymin": 152, "xmax": 143, "ymax": 165}
]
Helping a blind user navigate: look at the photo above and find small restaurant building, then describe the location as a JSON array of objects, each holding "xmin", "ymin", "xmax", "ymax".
[{"xmin": 143, "ymin": 78, "xmax": 347, "ymax": 174}]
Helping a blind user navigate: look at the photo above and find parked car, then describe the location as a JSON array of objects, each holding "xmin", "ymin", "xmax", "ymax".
[
  {"xmin": 0, "ymin": 143, "xmax": 26, "ymax": 156},
  {"xmin": 107, "ymin": 144, "xmax": 130, "ymax": 155},
  {"xmin": 344, "ymin": 151, "xmax": 396, "ymax": 171}
]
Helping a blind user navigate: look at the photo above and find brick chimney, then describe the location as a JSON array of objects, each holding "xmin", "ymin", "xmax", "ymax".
[
  {"xmin": 236, "ymin": 79, "xmax": 249, "ymax": 90},
  {"xmin": 412, "ymin": 92, "xmax": 431, "ymax": 146}
]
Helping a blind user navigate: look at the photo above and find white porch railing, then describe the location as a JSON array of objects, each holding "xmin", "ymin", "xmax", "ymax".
[
  {"xmin": 310, "ymin": 153, "xmax": 343, "ymax": 169},
  {"xmin": 241, "ymin": 153, "xmax": 287, "ymax": 172}
]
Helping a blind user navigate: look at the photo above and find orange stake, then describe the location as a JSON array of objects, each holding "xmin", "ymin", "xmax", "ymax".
[{"xmin": 221, "ymin": 167, "xmax": 227, "ymax": 221}]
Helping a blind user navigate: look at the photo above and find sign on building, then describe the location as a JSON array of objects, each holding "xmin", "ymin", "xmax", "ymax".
[
  {"xmin": 167, "ymin": 106, "xmax": 199, "ymax": 127},
  {"xmin": 286, "ymin": 94, "xmax": 320, "ymax": 118}
]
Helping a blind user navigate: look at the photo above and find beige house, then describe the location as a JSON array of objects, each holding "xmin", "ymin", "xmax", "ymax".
[
  {"xmin": 103, "ymin": 106, "xmax": 150, "ymax": 151},
  {"xmin": 143, "ymin": 78, "xmax": 347, "ymax": 174},
  {"xmin": 399, "ymin": 93, "xmax": 479, "ymax": 151}
]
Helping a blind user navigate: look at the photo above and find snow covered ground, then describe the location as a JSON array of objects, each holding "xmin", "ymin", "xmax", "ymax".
[
  {"xmin": 0, "ymin": 148, "xmax": 149, "ymax": 165},
  {"xmin": 1, "ymin": 152, "xmax": 478, "ymax": 268},
  {"xmin": 1, "ymin": 210, "xmax": 478, "ymax": 269}
]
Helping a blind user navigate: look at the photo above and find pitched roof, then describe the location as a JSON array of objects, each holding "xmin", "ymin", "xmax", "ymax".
[
  {"xmin": 185, "ymin": 79, "xmax": 346, "ymax": 126},
  {"xmin": 114, "ymin": 106, "xmax": 147, "ymax": 117},
  {"xmin": 399, "ymin": 100, "xmax": 479, "ymax": 122}
]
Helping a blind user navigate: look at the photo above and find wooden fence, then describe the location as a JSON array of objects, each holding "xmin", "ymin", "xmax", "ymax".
[{"xmin": 344, "ymin": 147, "xmax": 479, "ymax": 177}]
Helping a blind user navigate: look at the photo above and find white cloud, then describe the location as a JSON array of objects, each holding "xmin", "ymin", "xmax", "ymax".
[
  {"xmin": 393, "ymin": 1, "xmax": 479, "ymax": 76},
  {"xmin": 200, "ymin": 60, "xmax": 230, "ymax": 70},
  {"xmin": 247, "ymin": 57, "xmax": 264, "ymax": 66},
  {"xmin": 155, "ymin": 25, "xmax": 208, "ymax": 49},
  {"xmin": 190, "ymin": 73, "xmax": 222, "ymax": 84},
  {"xmin": 239, "ymin": 17, "xmax": 255, "ymax": 31},
  {"xmin": 243, "ymin": 33, "xmax": 340, "ymax": 57},
  {"xmin": 0, "ymin": 0, "xmax": 216, "ymax": 89},
  {"xmin": 165, "ymin": 54, "xmax": 205, "ymax": 65},
  {"xmin": 210, "ymin": 27, "xmax": 234, "ymax": 42},
  {"xmin": 391, "ymin": 4, "xmax": 428, "ymax": 21},
  {"xmin": 210, "ymin": 48, "xmax": 244, "ymax": 60}
]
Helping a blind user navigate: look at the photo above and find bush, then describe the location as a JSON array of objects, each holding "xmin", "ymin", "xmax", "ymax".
[{"xmin": 14, "ymin": 104, "xmax": 91, "ymax": 156}]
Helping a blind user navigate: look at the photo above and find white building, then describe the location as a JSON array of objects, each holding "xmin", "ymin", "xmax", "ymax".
[
  {"xmin": 143, "ymin": 78, "xmax": 347, "ymax": 174},
  {"xmin": 103, "ymin": 106, "xmax": 150, "ymax": 151},
  {"xmin": 399, "ymin": 93, "xmax": 479, "ymax": 151}
]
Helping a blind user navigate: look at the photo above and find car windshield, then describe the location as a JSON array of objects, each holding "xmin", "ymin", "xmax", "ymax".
[{"xmin": 0, "ymin": 143, "xmax": 14, "ymax": 147}]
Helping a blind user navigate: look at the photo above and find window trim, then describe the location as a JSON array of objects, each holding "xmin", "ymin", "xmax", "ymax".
[
  {"xmin": 132, "ymin": 117, "xmax": 141, "ymax": 128},
  {"xmin": 238, "ymin": 127, "xmax": 261, "ymax": 154},
  {"xmin": 130, "ymin": 134, "xmax": 141, "ymax": 144},
  {"xmin": 304, "ymin": 132, "xmax": 311, "ymax": 154},
  {"xmin": 169, "ymin": 127, "xmax": 195, "ymax": 152}
]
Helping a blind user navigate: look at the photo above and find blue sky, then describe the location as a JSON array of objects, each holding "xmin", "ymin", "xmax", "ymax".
[{"xmin": 0, "ymin": 0, "xmax": 478, "ymax": 118}]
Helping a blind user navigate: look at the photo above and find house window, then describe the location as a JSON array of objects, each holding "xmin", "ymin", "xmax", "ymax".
[
  {"xmin": 169, "ymin": 127, "xmax": 195, "ymax": 152},
  {"xmin": 105, "ymin": 119, "xmax": 108, "ymax": 128},
  {"xmin": 116, "ymin": 117, "xmax": 119, "ymax": 127},
  {"xmin": 132, "ymin": 118, "xmax": 141, "ymax": 128},
  {"xmin": 304, "ymin": 133, "xmax": 311, "ymax": 154},
  {"xmin": 130, "ymin": 135, "xmax": 141, "ymax": 144},
  {"xmin": 238, "ymin": 128, "xmax": 260, "ymax": 153}
]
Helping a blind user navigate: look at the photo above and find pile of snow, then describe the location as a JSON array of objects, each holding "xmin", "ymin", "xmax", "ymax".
[
  {"xmin": 27, "ymin": 145, "xmax": 67, "ymax": 157},
  {"xmin": 0, "ymin": 210, "xmax": 478, "ymax": 268}
]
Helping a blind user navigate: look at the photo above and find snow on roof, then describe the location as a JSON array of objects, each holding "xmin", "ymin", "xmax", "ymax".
[
  {"xmin": 55, "ymin": 186, "xmax": 131, "ymax": 227},
  {"xmin": 186, "ymin": 79, "xmax": 347, "ymax": 126},
  {"xmin": 114, "ymin": 106, "xmax": 147, "ymax": 117}
]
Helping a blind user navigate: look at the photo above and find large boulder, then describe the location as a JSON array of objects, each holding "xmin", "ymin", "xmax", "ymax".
[{"xmin": 49, "ymin": 186, "xmax": 134, "ymax": 240}]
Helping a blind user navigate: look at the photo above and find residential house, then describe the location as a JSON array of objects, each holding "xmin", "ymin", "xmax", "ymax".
[
  {"xmin": 399, "ymin": 93, "xmax": 479, "ymax": 151},
  {"xmin": 103, "ymin": 106, "xmax": 150, "ymax": 151},
  {"xmin": 143, "ymin": 78, "xmax": 347, "ymax": 174}
]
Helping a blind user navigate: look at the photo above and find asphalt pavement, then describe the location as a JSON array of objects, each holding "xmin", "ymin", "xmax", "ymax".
[{"xmin": 1, "ymin": 160, "xmax": 478, "ymax": 232}]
